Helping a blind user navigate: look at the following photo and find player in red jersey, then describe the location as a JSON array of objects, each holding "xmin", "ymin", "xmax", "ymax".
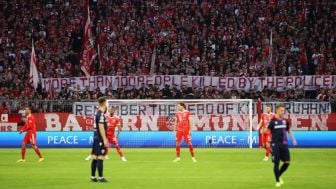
[
  {"xmin": 257, "ymin": 104, "xmax": 274, "ymax": 161},
  {"xmin": 173, "ymin": 103, "xmax": 196, "ymax": 163},
  {"xmin": 17, "ymin": 107, "xmax": 44, "ymax": 162},
  {"xmin": 105, "ymin": 107, "xmax": 127, "ymax": 162}
]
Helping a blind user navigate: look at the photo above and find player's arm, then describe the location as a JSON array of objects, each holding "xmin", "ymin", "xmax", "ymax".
[
  {"xmin": 173, "ymin": 117, "xmax": 177, "ymax": 132},
  {"xmin": 188, "ymin": 116, "xmax": 192, "ymax": 135},
  {"xmin": 98, "ymin": 123, "xmax": 108, "ymax": 145},
  {"xmin": 257, "ymin": 119, "xmax": 263, "ymax": 131},
  {"xmin": 19, "ymin": 118, "xmax": 30, "ymax": 134},
  {"xmin": 116, "ymin": 121, "xmax": 121, "ymax": 138},
  {"xmin": 288, "ymin": 128, "xmax": 297, "ymax": 146},
  {"xmin": 19, "ymin": 124, "xmax": 27, "ymax": 134},
  {"xmin": 266, "ymin": 120, "xmax": 273, "ymax": 133}
]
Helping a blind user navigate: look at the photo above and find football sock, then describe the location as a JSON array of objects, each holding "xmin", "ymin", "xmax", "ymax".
[
  {"xmin": 188, "ymin": 143, "xmax": 194, "ymax": 157},
  {"xmin": 91, "ymin": 159, "xmax": 97, "ymax": 177},
  {"xmin": 273, "ymin": 160, "xmax": 280, "ymax": 182},
  {"xmin": 176, "ymin": 145, "xmax": 181, "ymax": 157},
  {"xmin": 97, "ymin": 160, "xmax": 104, "ymax": 177},
  {"xmin": 279, "ymin": 163, "xmax": 290, "ymax": 176},
  {"xmin": 33, "ymin": 145, "xmax": 43, "ymax": 158},
  {"xmin": 21, "ymin": 146, "xmax": 26, "ymax": 160},
  {"xmin": 115, "ymin": 145, "xmax": 123, "ymax": 157},
  {"xmin": 105, "ymin": 146, "xmax": 109, "ymax": 155},
  {"xmin": 265, "ymin": 146, "xmax": 271, "ymax": 157}
]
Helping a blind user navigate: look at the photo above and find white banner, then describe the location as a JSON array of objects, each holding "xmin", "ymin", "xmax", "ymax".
[
  {"xmin": 73, "ymin": 101, "xmax": 331, "ymax": 116},
  {"xmin": 41, "ymin": 75, "xmax": 336, "ymax": 92},
  {"xmin": 71, "ymin": 101, "xmax": 332, "ymax": 131}
]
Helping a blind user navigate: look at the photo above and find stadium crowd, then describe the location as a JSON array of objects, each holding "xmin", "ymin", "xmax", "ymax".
[{"xmin": 0, "ymin": 0, "xmax": 335, "ymax": 106}]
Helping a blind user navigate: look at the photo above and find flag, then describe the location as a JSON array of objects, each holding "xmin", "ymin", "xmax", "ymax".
[
  {"xmin": 80, "ymin": 2, "xmax": 96, "ymax": 76},
  {"xmin": 150, "ymin": 48, "xmax": 156, "ymax": 75},
  {"xmin": 29, "ymin": 40, "xmax": 39, "ymax": 89},
  {"xmin": 97, "ymin": 43, "xmax": 102, "ymax": 68},
  {"xmin": 268, "ymin": 29, "xmax": 273, "ymax": 64}
]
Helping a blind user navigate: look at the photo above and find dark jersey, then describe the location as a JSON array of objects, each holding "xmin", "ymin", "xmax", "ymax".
[
  {"xmin": 93, "ymin": 110, "xmax": 107, "ymax": 139},
  {"xmin": 267, "ymin": 118, "xmax": 290, "ymax": 144}
]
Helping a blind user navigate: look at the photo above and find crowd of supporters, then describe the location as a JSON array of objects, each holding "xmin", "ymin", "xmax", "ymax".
[{"xmin": 0, "ymin": 0, "xmax": 335, "ymax": 103}]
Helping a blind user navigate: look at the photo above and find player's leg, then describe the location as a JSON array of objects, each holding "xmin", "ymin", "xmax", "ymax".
[
  {"xmin": 18, "ymin": 133, "xmax": 31, "ymax": 162},
  {"xmin": 85, "ymin": 150, "xmax": 93, "ymax": 161},
  {"xmin": 278, "ymin": 145, "xmax": 291, "ymax": 185},
  {"xmin": 261, "ymin": 134, "xmax": 268, "ymax": 160},
  {"xmin": 105, "ymin": 140, "xmax": 110, "ymax": 160},
  {"xmin": 271, "ymin": 144, "xmax": 281, "ymax": 187},
  {"xmin": 264, "ymin": 135, "xmax": 272, "ymax": 161},
  {"xmin": 90, "ymin": 139, "xmax": 100, "ymax": 182},
  {"xmin": 173, "ymin": 131, "xmax": 182, "ymax": 162},
  {"xmin": 184, "ymin": 132, "xmax": 196, "ymax": 162},
  {"xmin": 111, "ymin": 137, "xmax": 126, "ymax": 161},
  {"xmin": 17, "ymin": 141, "xmax": 27, "ymax": 162},
  {"xmin": 90, "ymin": 155, "xmax": 98, "ymax": 182},
  {"xmin": 96, "ymin": 155, "xmax": 107, "ymax": 182},
  {"xmin": 96, "ymin": 141, "xmax": 108, "ymax": 182},
  {"xmin": 30, "ymin": 134, "xmax": 43, "ymax": 162},
  {"xmin": 261, "ymin": 134, "xmax": 266, "ymax": 148},
  {"xmin": 31, "ymin": 144, "xmax": 44, "ymax": 161}
]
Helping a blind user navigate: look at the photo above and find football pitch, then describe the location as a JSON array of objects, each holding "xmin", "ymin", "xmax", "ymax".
[{"xmin": 0, "ymin": 148, "xmax": 335, "ymax": 189}]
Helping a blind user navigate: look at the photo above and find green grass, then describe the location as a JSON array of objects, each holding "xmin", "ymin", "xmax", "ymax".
[{"xmin": 0, "ymin": 148, "xmax": 335, "ymax": 189}]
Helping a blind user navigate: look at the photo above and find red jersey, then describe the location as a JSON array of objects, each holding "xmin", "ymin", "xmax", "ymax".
[
  {"xmin": 20, "ymin": 115, "xmax": 36, "ymax": 135},
  {"xmin": 261, "ymin": 113, "xmax": 274, "ymax": 133},
  {"xmin": 176, "ymin": 110, "xmax": 191, "ymax": 132},
  {"xmin": 106, "ymin": 115, "xmax": 121, "ymax": 136}
]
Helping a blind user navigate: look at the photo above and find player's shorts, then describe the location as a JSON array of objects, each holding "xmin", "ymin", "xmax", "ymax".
[
  {"xmin": 23, "ymin": 133, "xmax": 36, "ymax": 145},
  {"xmin": 92, "ymin": 137, "xmax": 107, "ymax": 156},
  {"xmin": 107, "ymin": 135, "xmax": 118, "ymax": 145},
  {"xmin": 271, "ymin": 143, "xmax": 290, "ymax": 162},
  {"xmin": 262, "ymin": 133, "xmax": 272, "ymax": 144},
  {"xmin": 176, "ymin": 130, "xmax": 191, "ymax": 143}
]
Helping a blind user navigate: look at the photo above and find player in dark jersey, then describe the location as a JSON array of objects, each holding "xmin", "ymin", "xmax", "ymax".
[
  {"xmin": 267, "ymin": 104, "xmax": 297, "ymax": 187},
  {"xmin": 90, "ymin": 97, "xmax": 108, "ymax": 183}
]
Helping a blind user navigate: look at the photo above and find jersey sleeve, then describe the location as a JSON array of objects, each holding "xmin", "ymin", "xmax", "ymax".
[{"xmin": 21, "ymin": 117, "xmax": 32, "ymax": 132}]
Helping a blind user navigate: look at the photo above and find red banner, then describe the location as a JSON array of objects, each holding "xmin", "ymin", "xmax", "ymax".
[{"xmin": 1, "ymin": 113, "xmax": 335, "ymax": 132}]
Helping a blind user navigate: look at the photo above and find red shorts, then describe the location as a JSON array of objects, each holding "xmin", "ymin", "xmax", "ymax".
[
  {"xmin": 107, "ymin": 135, "xmax": 118, "ymax": 145},
  {"xmin": 262, "ymin": 133, "xmax": 272, "ymax": 144},
  {"xmin": 23, "ymin": 133, "xmax": 36, "ymax": 145},
  {"xmin": 176, "ymin": 130, "xmax": 191, "ymax": 143}
]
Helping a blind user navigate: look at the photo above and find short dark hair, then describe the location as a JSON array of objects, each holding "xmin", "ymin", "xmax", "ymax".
[
  {"xmin": 275, "ymin": 104, "xmax": 285, "ymax": 110},
  {"xmin": 178, "ymin": 102, "xmax": 186, "ymax": 109},
  {"xmin": 265, "ymin": 103, "xmax": 272, "ymax": 107},
  {"xmin": 98, "ymin": 97, "xmax": 106, "ymax": 106}
]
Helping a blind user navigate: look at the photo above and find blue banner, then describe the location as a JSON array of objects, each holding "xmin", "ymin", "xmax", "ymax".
[{"xmin": 0, "ymin": 131, "xmax": 335, "ymax": 148}]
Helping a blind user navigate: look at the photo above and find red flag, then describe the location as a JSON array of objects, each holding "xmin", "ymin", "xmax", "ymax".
[
  {"xmin": 80, "ymin": 3, "xmax": 96, "ymax": 76},
  {"xmin": 97, "ymin": 43, "xmax": 103, "ymax": 68},
  {"xmin": 29, "ymin": 40, "xmax": 39, "ymax": 89}
]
